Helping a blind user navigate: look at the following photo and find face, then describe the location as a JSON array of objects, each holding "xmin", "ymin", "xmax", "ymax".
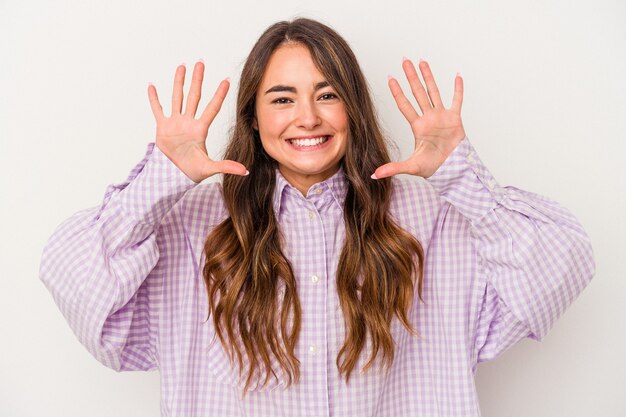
[{"xmin": 253, "ymin": 43, "xmax": 349, "ymax": 195}]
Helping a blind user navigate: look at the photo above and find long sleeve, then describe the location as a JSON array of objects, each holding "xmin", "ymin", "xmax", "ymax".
[
  {"xmin": 39, "ymin": 142, "xmax": 197, "ymax": 371},
  {"xmin": 426, "ymin": 137, "xmax": 596, "ymax": 367}
]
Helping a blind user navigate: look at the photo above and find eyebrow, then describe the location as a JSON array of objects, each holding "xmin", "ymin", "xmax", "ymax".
[{"xmin": 264, "ymin": 81, "xmax": 330, "ymax": 95}]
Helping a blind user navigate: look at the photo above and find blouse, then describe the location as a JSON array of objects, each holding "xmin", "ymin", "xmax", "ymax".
[{"xmin": 39, "ymin": 136, "xmax": 595, "ymax": 416}]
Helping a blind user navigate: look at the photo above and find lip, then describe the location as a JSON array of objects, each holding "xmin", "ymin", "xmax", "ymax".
[
  {"xmin": 285, "ymin": 135, "xmax": 333, "ymax": 151},
  {"xmin": 285, "ymin": 134, "xmax": 332, "ymax": 140}
]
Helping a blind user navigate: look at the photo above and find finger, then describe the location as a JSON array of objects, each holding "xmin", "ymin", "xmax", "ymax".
[
  {"xmin": 147, "ymin": 83, "xmax": 164, "ymax": 122},
  {"xmin": 207, "ymin": 159, "xmax": 249, "ymax": 177},
  {"xmin": 371, "ymin": 160, "xmax": 418, "ymax": 180},
  {"xmin": 171, "ymin": 64, "xmax": 186, "ymax": 115},
  {"xmin": 200, "ymin": 78, "xmax": 230, "ymax": 125},
  {"xmin": 451, "ymin": 72, "xmax": 463, "ymax": 114},
  {"xmin": 388, "ymin": 76, "xmax": 420, "ymax": 124},
  {"xmin": 185, "ymin": 60, "xmax": 204, "ymax": 117},
  {"xmin": 402, "ymin": 58, "xmax": 431, "ymax": 113},
  {"xmin": 418, "ymin": 60, "xmax": 444, "ymax": 109}
]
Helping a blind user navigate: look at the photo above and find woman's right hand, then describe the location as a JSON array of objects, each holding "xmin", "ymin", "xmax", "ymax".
[{"xmin": 147, "ymin": 61, "xmax": 248, "ymax": 183}]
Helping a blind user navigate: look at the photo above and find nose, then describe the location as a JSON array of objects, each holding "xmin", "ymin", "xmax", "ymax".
[{"xmin": 294, "ymin": 100, "xmax": 321, "ymax": 130}]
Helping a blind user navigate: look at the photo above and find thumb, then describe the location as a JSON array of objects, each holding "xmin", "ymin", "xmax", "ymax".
[
  {"xmin": 371, "ymin": 161, "xmax": 412, "ymax": 180},
  {"xmin": 208, "ymin": 160, "xmax": 249, "ymax": 177}
]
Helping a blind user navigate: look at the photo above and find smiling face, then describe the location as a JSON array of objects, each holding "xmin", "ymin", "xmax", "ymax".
[{"xmin": 253, "ymin": 43, "xmax": 349, "ymax": 195}]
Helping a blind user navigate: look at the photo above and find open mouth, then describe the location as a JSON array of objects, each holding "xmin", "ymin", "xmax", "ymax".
[{"xmin": 287, "ymin": 136, "xmax": 331, "ymax": 148}]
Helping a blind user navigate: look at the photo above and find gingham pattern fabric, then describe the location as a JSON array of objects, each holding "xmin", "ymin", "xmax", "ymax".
[{"xmin": 40, "ymin": 137, "xmax": 595, "ymax": 417}]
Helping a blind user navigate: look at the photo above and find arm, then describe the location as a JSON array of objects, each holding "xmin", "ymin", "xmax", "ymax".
[
  {"xmin": 374, "ymin": 58, "xmax": 595, "ymax": 366},
  {"xmin": 427, "ymin": 137, "xmax": 595, "ymax": 365},
  {"xmin": 40, "ymin": 60, "xmax": 247, "ymax": 370},
  {"xmin": 39, "ymin": 143, "xmax": 196, "ymax": 370}
]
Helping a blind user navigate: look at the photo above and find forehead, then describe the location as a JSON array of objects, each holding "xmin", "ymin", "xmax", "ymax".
[{"xmin": 259, "ymin": 43, "xmax": 325, "ymax": 86}]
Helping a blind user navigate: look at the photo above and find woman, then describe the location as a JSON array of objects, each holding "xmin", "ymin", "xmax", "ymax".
[{"xmin": 40, "ymin": 18, "xmax": 595, "ymax": 417}]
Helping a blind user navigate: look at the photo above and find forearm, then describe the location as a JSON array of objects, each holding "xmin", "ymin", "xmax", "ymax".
[
  {"xmin": 428, "ymin": 137, "xmax": 596, "ymax": 340},
  {"xmin": 39, "ymin": 142, "xmax": 196, "ymax": 369}
]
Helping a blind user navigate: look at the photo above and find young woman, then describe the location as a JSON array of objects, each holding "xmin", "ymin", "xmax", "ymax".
[{"xmin": 40, "ymin": 18, "xmax": 595, "ymax": 417}]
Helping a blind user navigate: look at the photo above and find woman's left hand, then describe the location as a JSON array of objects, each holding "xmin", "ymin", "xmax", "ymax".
[{"xmin": 372, "ymin": 58, "xmax": 466, "ymax": 179}]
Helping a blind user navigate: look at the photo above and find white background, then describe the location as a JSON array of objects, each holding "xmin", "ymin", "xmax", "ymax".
[{"xmin": 1, "ymin": 0, "xmax": 624, "ymax": 416}]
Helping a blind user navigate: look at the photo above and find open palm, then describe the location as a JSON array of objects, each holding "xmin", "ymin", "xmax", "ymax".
[
  {"xmin": 148, "ymin": 61, "xmax": 248, "ymax": 183},
  {"xmin": 373, "ymin": 58, "xmax": 466, "ymax": 179}
]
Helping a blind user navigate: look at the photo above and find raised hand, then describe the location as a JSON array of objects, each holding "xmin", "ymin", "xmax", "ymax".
[
  {"xmin": 372, "ymin": 58, "xmax": 466, "ymax": 180},
  {"xmin": 147, "ymin": 61, "xmax": 248, "ymax": 183}
]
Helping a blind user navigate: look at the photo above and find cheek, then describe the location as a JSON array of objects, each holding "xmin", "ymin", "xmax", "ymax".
[
  {"xmin": 324, "ymin": 106, "xmax": 349, "ymax": 134},
  {"xmin": 257, "ymin": 109, "xmax": 291, "ymax": 136}
]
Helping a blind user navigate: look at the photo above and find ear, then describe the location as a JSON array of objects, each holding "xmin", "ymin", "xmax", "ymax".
[{"xmin": 252, "ymin": 117, "xmax": 258, "ymax": 131}]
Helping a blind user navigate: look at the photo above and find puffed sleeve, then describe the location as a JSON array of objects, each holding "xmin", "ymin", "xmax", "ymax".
[
  {"xmin": 426, "ymin": 137, "xmax": 596, "ymax": 369},
  {"xmin": 39, "ymin": 142, "xmax": 197, "ymax": 371}
]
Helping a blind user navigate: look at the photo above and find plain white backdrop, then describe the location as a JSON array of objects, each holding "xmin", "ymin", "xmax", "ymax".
[{"xmin": 1, "ymin": 0, "xmax": 624, "ymax": 415}]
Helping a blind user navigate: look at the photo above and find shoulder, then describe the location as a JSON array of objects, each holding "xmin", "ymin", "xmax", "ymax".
[{"xmin": 388, "ymin": 175, "xmax": 446, "ymax": 246}]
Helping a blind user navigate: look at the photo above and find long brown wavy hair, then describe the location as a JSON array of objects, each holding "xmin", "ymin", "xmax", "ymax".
[{"xmin": 203, "ymin": 17, "xmax": 424, "ymax": 393}]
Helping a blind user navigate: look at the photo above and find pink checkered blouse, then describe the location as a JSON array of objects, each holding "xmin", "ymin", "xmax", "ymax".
[{"xmin": 40, "ymin": 137, "xmax": 595, "ymax": 416}]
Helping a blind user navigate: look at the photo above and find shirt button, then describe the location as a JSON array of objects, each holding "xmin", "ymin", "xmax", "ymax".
[
  {"xmin": 314, "ymin": 188, "xmax": 322, "ymax": 194},
  {"xmin": 308, "ymin": 210, "xmax": 315, "ymax": 220},
  {"xmin": 309, "ymin": 344, "xmax": 318, "ymax": 354},
  {"xmin": 311, "ymin": 275, "xmax": 319, "ymax": 283},
  {"xmin": 486, "ymin": 178, "xmax": 497, "ymax": 190}
]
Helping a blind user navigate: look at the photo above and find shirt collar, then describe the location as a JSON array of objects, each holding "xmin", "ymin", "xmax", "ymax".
[{"xmin": 272, "ymin": 166, "xmax": 348, "ymax": 215}]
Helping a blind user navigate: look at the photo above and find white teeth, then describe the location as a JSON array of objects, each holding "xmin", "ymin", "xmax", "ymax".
[{"xmin": 289, "ymin": 136, "xmax": 329, "ymax": 147}]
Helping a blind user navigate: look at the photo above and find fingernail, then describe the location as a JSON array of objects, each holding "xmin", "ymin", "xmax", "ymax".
[
  {"xmin": 456, "ymin": 72, "xmax": 462, "ymax": 77},
  {"xmin": 419, "ymin": 58, "xmax": 425, "ymax": 63},
  {"xmin": 370, "ymin": 173, "xmax": 378, "ymax": 179},
  {"xmin": 244, "ymin": 170, "xmax": 249, "ymax": 176},
  {"xmin": 402, "ymin": 56, "xmax": 409, "ymax": 62},
  {"xmin": 225, "ymin": 77, "xmax": 231, "ymax": 82},
  {"xmin": 198, "ymin": 58, "xmax": 204, "ymax": 64},
  {"xmin": 387, "ymin": 75, "xmax": 394, "ymax": 81},
  {"xmin": 181, "ymin": 62, "xmax": 186, "ymax": 67},
  {"xmin": 148, "ymin": 82, "xmax": 154, "ymax": 87}
]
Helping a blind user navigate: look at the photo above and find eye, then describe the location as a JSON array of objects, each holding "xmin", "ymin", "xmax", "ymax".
[
  {"xmin": 271, "ymin": 97, "xmax": 292, "ymax": 104},
  {"xmin": 319, "ymin": 93, "xmax": 339, "ymax": 101}
]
